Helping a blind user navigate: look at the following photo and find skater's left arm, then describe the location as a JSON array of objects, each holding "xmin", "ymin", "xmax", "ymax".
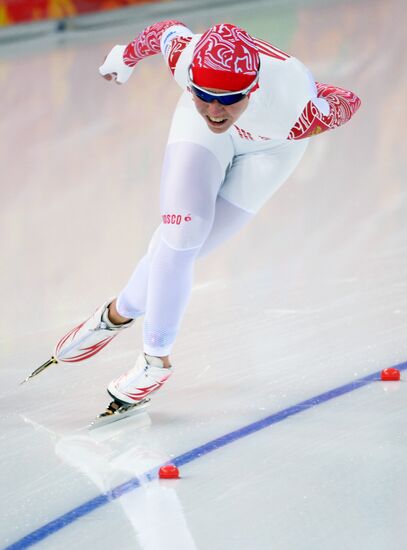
[{"xmin": 288, "ymin": 82, "xmax": 362, "ymax": 140}]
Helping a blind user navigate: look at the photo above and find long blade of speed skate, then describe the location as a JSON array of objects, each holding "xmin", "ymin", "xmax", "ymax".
[
  {"xmin": 88, "ymin": 399, "xmax": 150, "ymax": 430},
  {"xmin": 20, "ymin": 356, "xmax": 58, "ymax": 385}
]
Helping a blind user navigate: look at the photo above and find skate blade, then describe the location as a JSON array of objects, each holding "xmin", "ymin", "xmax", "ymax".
[
  {"xmin": 20, "ymin": 356, "xmax": 58, "ymax": 385},
  {"xmin": 88, "ymin": 398, "xmax": 150, "ymax": 430}
]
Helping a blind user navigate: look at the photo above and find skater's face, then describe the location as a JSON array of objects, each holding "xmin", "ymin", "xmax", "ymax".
[{"xmin": 191, "ymin": 88, "xmax": 250, "ymax": 134}]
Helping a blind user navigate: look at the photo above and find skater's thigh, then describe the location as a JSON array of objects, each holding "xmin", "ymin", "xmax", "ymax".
[
  {"xmin": 160, "ymin": 92, "xmax": 235, "ymax": 250},
  {"xmin": 166, "ymin": 91, "xmax": 234, "ymax": 173},
  {"xmin": 219, "ymin": 139, "xmax": 309, "ymax": 214}
]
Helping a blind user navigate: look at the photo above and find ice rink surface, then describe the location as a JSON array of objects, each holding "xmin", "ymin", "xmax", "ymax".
[{"xmin": 1, "ymin": 0, "xmax": 406, "ymax": 548}]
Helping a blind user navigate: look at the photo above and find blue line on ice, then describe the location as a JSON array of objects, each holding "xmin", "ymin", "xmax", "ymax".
[{"xmin": 5, "ymin": 361, "xmax": 407, "ymax": 550}]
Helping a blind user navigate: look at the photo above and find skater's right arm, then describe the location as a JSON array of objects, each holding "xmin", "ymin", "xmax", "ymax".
[{"xmin": 99, "ymin": 20, "xmax": 193, "ymax": 84}]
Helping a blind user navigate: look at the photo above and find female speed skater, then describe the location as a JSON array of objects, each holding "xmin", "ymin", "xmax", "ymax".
[{"xmin": 25, "ymin": 21, "xmax": 361, "ymax": 422}]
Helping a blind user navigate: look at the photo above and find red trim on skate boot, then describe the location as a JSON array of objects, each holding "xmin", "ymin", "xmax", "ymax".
[
  {"xmin": 55, "ymin": 321, "xmax": 85, "ymax": 356},
  {"xmin": 121, "ymin": 372, "xmax": 172, "ymax": 402},
  {"xmin": 59, "ymin": 336, "xmax": 116, "ymax": 363}
]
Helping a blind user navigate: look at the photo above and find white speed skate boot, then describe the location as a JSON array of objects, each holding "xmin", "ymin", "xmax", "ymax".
[
  {"xmin": 92, "ymin": 354, "xmax": 173, "ymax": 426},
  {"xmin": 54, "ymin": 300, "xmax": 134, "ymax": 363},
  {"xmin": 22, "ymin": 300, "xmax": 134, "ymax": 383}
]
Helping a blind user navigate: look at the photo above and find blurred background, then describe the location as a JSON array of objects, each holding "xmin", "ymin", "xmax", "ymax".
[{"xmin": 0, "ymin": 0, "xmax": 164, "ymax": 26}]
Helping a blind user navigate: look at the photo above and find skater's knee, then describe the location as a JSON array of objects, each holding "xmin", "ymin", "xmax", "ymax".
[{"xmin": 161, "ymin": 213, "xmax": 212, "ymax": 250}]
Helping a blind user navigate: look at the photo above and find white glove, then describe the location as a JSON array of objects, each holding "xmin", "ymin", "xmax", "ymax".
[{"xmin": 99, "ymin": 45, "xmax": 134, "ymax": 84}]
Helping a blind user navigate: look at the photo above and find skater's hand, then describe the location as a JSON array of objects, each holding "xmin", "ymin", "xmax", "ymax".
[{"xmin": 99, "ymin": 45, "xmax": 134, "ymax": 85}]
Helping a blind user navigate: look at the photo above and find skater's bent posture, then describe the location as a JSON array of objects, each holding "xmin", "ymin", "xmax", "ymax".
[{"xmin": 43, "ymin": 21, "xmax": 361, "ymax": 416}]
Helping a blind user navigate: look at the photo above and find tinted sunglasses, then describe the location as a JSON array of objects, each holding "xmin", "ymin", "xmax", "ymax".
[{"xmin": 188, "ymin": 65, "xmax": 259, "ymax": 106}]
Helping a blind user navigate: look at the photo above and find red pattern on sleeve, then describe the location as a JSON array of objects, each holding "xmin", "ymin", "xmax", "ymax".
[
  {"xmin": 167, "ymin": 35, "xmax": 193, "ymax": 74},
  {"xmin": 123, "ymin": 20, "xmax": 187, "ymax": 67},
  {"xmin": 288, "ymin": 83, "xmax": 361, "ymax": 140}
]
